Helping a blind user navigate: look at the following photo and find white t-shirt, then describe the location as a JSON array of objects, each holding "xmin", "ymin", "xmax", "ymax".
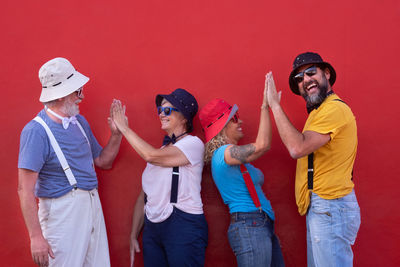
[{"xmin": 142, "ymin": 135, "xmax": 205, "ymax": 223}]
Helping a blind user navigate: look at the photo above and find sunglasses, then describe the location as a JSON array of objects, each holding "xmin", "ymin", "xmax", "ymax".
[
  {"xmin": 75, "ymin": 87, "xmax": 83, "ymax": 98},
  {"xmin": 157, "ymin": 106, "xmax": 179, "ymax": 116},
  {"xmin": 231, "ymin": 113, "xmax": 239, "ymax": 123},
  {"xmin": 293, "ymin": 66, "xmax": 318, "ymax": 84}
]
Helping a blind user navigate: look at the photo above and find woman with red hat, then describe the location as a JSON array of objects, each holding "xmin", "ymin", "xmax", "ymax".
[
  {"xmin": 199, "ymin": 73, "xmax": 284, "ymax": 267},
  {"xmin": 112, "ymin": 88, "xmax": 208, "ymax": 267}
]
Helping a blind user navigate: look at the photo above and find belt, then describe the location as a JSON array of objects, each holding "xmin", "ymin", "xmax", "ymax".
[{"xmin": 230, "ymin": 210, "xmax": 271, "ymax": 223}]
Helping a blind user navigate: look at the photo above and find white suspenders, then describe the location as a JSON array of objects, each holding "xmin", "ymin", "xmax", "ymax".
[{"xmin": 33, "ymin": 116, "xmax": 92, "ymax": 188}]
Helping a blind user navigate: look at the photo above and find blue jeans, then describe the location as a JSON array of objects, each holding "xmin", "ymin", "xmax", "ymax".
[
  {"xmin": 228, "ymin": 211, "xmax": 285, "ymax": 267},
  {"xmin": 143, "ymin": 207, "xmax": 208, "ymax": 267},
  {"xmin": 306, "ymin": 190, "xmax": 361, "ymax": 267}
]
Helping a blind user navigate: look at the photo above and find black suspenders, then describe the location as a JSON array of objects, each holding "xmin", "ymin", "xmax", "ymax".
[
  {"xmin": 144, "ymin": 166, "xmax": 180, "ymax": 204},
  {"xmin": 307, "ymin": 99, "xmax": 352, "ymax": 190},
  {"xmin": 307, "ymin": 153, "xmax": 314, "ymax": 189},
  {"xmin": 170, "ymin": 166, "xmax": 179, "ymax": 203},
  {"xmin": 332, "ymin": 99, "xmax": 346, "ymax": 104}
]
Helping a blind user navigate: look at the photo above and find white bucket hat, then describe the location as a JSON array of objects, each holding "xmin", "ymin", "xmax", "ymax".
[{"xmin": 39, "ymin": 57, "xmax": 89, "ymax": 102}]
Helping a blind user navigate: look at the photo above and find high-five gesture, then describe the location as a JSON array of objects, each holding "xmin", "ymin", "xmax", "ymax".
[
  {"xmin": 266, "ymin": 71, "xmax": 281, "ymax": 109},
  {"xmin": 111, "ymin": 99, "xmax": 128, "ymax": 134},
  {"xmin": 108, "ymin": 100, "xmax": 123, "ymax": 136},
  {"xmin": 262, "ymin": 73, "xmax": 269, "ymax": 109}
]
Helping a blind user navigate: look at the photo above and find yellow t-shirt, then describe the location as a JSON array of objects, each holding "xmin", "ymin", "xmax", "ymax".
[{"xmin": 295, "ymin": 94, "xmax": 357, "ymax": 215}]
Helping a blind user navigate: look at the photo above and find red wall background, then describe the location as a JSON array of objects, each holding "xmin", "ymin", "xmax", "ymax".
[{"xmin": 2, "ymin": 0, "xmax": 400, "ymax": 266}]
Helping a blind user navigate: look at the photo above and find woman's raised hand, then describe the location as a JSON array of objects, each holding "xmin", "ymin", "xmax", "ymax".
[
  {"xmin": 111, "ymin": 99, "xmax": 129, "ymax": 133},
  {"xmin": 262, "ymin": 73, "xmax": 269, "ymax": 109},
  {"xmin": 266, "ymin": 72, "xmax": 281, "ymax": 109}
]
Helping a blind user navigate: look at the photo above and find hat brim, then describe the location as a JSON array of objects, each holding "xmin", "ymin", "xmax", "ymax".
[
  {"xmin": 155, "ymin": 94, "xmax": 168, "ymax": 108},
  {"xmin": 39, "ymin": 71, "xmax": 89, "ymax": 102},
  {"xmin": 289, "ymin": 62, "xmax": 336, "ymax": 95},
  {"xmin": 205, "ymin": 104, "xmax": 238, "ymax": 143}
]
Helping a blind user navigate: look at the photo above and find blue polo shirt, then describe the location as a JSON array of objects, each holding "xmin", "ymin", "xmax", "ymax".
[
  {"xmin": 18, "ymin": 109, "xmax": 103, "ymax": 198},
  {"xmin": 211, "ymin": 145, "xmax": 275, "ymax": 220}
]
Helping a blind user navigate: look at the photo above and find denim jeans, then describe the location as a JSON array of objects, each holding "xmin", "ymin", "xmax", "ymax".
[
  {"xmin": 143, "ymin": 207, "xmax": 208, "ymax": 267},
  {"xmin": 306, "ymin": 190, "xmax": 361, "ymax": 267},
  {"xmin": 228, "ymin": 211, "xmax": 285, "ymax": 267}
]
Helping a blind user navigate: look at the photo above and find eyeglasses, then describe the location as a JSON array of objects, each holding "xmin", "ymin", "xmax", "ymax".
[
  {"xmin": 75, "ymin": 87, "xmax": 83, "ymax": 98},
  {"xmin": 157, "ymin": 106, "xmax": 179, "ymax": 116},
  {"xmin": 293, "ymin": 66, "xmax": 318, "ymax": 84}
]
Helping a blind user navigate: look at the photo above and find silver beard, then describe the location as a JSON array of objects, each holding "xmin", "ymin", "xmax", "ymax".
[{"xmin": 61, "ymin": 97, "xmax": 80, "ymax": 117}]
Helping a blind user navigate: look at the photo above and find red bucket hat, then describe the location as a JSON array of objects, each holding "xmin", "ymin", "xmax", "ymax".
[{"xmin": 199, "ymin": 98, "xmax": 238, "ymax": 143}]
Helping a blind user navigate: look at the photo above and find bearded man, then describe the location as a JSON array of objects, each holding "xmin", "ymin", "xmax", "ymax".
[
  {"xmin": 18, "ymin": 57, "xmax": 122, "ymax": 267},
  {"xmin": 266, "ymin": 52, "xmax": 361, "ymax": 267}
]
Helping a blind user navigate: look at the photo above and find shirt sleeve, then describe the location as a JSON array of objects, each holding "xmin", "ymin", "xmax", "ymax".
[
  {"xmin": 76, "ymin": 115, "xmax": 103, "ymax": 159},
  {"xmin": 18, "ymin": 122, "xmax": 48, "ymax": 172},
  {"xmin": 305, "ymin": 102, "xmax": 349, "ymax": 139},
  {"xmin": 211, "ymin": 145, "xmax": 228, "ymax": 167},
  {"xmin": 174, "ymin": 136, "xmax": 205, "ymax": 166}
]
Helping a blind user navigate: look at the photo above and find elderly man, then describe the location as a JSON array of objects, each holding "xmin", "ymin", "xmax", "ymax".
[
  {"xmin": 266, "ymin": 52, "xmax": 361, "ymax": 267},
  {"xmin": 18, "ymin": 57, "xmax": 122, "ymax": 267}
]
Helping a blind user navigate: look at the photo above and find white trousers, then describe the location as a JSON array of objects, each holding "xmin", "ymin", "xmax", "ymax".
[{"xmin": 38, "ymin": 188, "xmax": 110, "ymax": 267}]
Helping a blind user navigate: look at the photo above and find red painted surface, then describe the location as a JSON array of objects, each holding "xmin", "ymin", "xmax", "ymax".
[{"xmin": 2, "ymin": 0, "xmax": 400, "ymax": 266}]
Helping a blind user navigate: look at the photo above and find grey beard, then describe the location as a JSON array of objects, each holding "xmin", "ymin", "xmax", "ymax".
[
  {"xmin": 61, "ymin": 98, "xmax": 80, "ymax": 117},
  {"xmin": 305, "ymin": 91, "xmax": 326, "ymax": 105},
  {"xmin": 302, "ymin": 79, "xmax": 329, "ymax": 108}
]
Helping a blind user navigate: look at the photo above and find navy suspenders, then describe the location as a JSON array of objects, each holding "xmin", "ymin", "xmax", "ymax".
[
  {"xmin": 144, "ymin": 166, "xmax": 179, "ymax": 204},
  {"xmin": 144, "ymin": 134, "xmax": 186, "ymax": 204},
  {"xmin": 170, "ymin": 166, "xmax": 179, "ymax": 203},
  {"xmin": 307, "ymin": 98, "xmax": 352, "ymax": 190}
]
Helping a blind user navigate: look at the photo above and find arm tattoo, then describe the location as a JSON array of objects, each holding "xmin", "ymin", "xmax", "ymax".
[{"xmin": 229, "ymin": 144, "xmax": 256, "ymax": 164}]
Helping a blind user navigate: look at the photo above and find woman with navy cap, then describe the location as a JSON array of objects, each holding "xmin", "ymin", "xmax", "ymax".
[
  {"xmin": 198, "ymin": 73, "xmax": 284, "ymax": 267},
  {"xmin": 112, "ymin": 88, "xmax": 208, "ymax": 267}
]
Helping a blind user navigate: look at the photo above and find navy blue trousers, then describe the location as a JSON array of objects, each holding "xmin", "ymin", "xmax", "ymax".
[{"xmin": 143, "ymin": 207, "xmax": 208, "ymax": 267}]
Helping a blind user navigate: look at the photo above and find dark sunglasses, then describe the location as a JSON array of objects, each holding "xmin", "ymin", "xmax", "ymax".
[
  {"xmin": 293, "ymin": 66, "xmax": 318, "ymax": 84},
  {"xmin": 157, "ymin": 106, "xmax": 179, "ymax": 116},
  {"xmin": 231, "ymin": 113, "xmax": 239, "ymax": 123},
  {"xmin": 75, "ymin": 88, "xmax": 83, "ymax": 98}
]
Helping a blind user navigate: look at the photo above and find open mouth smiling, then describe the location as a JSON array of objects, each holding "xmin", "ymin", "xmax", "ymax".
[{"xmin": 305, "ymin": 82, "xmax": 318, "ymax": 94}]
